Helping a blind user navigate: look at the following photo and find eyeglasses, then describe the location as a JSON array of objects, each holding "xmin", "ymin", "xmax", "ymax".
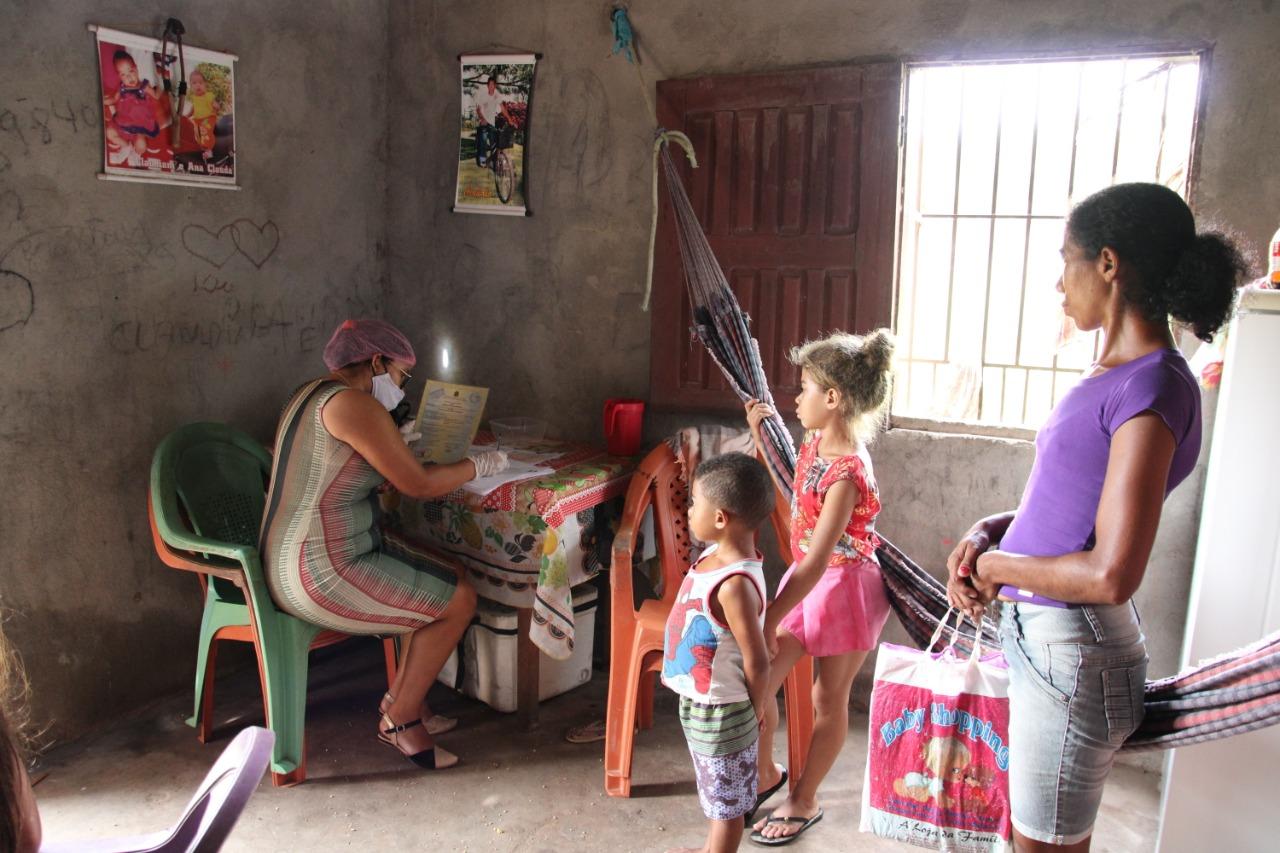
[{"xmin": 378, "ymin": 358, "xmax": 412, "ymax": 388}]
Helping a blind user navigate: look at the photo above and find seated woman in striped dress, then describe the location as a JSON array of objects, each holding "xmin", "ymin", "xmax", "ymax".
[{"xmin": 260, "ymin": 319, "xmax": 508, "ymax": 769}]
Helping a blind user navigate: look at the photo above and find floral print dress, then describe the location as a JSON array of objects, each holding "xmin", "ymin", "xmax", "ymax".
[{"xmin": 775, "ymin": 430, "xmax": 892, "ymax": 656}]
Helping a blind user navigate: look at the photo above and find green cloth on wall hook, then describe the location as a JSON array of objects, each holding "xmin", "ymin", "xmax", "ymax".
[{"xmin": 611, "ymin": 7, "xmax": 635, "ymax": 63}]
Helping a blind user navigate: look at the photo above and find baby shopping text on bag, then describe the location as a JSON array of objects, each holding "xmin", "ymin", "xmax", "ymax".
[{"xmin": 866, "ymin": 685, "xmax": 1011, "ymax": 848}]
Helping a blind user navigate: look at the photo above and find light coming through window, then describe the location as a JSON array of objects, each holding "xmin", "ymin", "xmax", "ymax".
[{"xmin": 893, "ymin": 55, "xmax": 1203, "ymax": 428}]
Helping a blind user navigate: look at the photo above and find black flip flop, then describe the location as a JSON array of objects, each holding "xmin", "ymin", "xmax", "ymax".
[
  {"xmin": 744, "ymin": 766, "xmax": 789, "ymax": 825},
  {"xmin": 748, "ymin": 808, "xmax": 824, "ymax": 846}
]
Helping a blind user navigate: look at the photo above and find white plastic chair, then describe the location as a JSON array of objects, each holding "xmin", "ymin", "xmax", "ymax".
[{"xmin": 40, "ymin": 726, "xmax": 273, "ymax": 853}]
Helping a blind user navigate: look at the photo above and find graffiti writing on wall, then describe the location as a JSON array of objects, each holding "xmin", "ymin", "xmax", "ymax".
[
  {"xmin": 0, "ymin": 96, "xmax": 101, "ymax": 173},
  {"xmin": 0, "ymin": 269, "xmax": 33, "ymax": 331},
  {"xmin": 0, "ymin": 210, "xmax": 178, "ymax": 333},
  {"xmin": 108, "ymin": 291, "xmax": 382, "ymax": 357},
  {"xmin": 0, "ymin": 219, "xmax": 175, "ymax": 287}
]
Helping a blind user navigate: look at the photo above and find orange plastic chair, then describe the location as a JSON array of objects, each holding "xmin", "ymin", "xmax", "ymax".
[{"xmin": 604, "ymin": 442, "xmax": 814, "ymax": 797}]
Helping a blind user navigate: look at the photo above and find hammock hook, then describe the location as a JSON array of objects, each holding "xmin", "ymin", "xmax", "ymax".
[{"xmin": 642, "ymin": 129, "xmax": 697, "ymax": 310}]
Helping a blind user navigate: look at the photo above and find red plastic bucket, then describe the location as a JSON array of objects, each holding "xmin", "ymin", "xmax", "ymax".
[{"xmin": 603, "ymin": 398, "xmax": 644, "ymax": 456}]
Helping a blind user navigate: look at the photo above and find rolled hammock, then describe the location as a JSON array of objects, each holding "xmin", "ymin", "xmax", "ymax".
[{"xmin": 654, "ymin": 133, "xmax": 1280, "ymax": 752}]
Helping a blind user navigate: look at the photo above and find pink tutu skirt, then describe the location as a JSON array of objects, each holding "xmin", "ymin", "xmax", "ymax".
[{"xmin": 776, "ymin": 558, "xmax": 891, "ymax": 657}]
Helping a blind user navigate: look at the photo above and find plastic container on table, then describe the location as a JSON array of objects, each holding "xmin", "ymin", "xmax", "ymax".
[{"xmin": 490, "ymin": 416, "xmax": 548, "ymax": 447}]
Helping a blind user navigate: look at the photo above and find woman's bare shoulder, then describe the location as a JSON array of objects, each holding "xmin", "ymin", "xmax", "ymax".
[{"xmin": 318, "ymin": 384, "xmax": 381, "ymax": 438}]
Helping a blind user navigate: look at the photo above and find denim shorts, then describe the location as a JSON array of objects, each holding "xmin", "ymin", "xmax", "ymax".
[{"xmin": 1000, "ymin": 601, "xmax": 1147, "ymax": 845}]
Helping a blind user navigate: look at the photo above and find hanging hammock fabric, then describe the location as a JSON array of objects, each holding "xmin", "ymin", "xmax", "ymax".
[
  {"xmin": 1122, "ymin": 630, "xmax": 1280, "ymax": 751},
  {"xmin": 655, "ymin": 135, "xmax": 1280, "ymax": 752},
  {"xmin": 657, "ymin": 136, "xmax": 995, "ymax": 648},
  {"xmin": 657, "ymin": 134, "xmax": 800, "ymax": 506}
]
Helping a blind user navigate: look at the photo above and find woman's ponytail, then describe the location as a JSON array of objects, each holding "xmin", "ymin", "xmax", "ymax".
[{"xmin": 1162, "ymin": 232, "xmax": 1251, "ymax": 342}]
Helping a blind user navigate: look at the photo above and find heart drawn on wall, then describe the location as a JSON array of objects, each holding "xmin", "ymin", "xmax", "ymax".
[
  {"xmin": 181, "ymin": 219, "xmax": 280, "ymax": 269},
  {"xmin": 230, "ymin": 219, "xmax": 280, "ymax": 268},
  {"xmin": 181, "ymin": 223, "xmax": 239, "ymax": 268}
]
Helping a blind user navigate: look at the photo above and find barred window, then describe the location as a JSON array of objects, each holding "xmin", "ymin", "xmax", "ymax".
[{"xmin": 893, "ymin": 55, "xmax": 1204, "ymax": 429}]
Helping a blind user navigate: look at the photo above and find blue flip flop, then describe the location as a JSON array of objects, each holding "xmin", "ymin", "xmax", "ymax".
[{"xmin": 748, "ymin": 808, "xmax": 823, "ymax": 846}]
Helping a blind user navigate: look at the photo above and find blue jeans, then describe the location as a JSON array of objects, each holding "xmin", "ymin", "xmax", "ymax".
[
  {"xmin": 1000, "ymin": 602, "xmax": 1147, "ymax": 845},
  {"xmin": 474, "ymin": 124, "xmax": 497, "ymax": 166}
]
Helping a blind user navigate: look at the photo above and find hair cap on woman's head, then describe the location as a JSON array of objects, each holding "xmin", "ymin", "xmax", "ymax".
[{"xmin": 322, "ymin": 318, "xmax": 417, "ymax": 371}]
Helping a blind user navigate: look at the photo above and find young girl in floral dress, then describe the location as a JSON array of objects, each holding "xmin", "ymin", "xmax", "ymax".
[{"xmin": 745, "ymin": 328, "xmax": 895, "ymax": 846}]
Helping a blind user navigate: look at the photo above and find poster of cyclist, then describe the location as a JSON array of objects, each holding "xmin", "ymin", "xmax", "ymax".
[
  {"xmin": 454, "ymin": 53, "xmax": 535, "ymax": 215},
  {"xmin": 93, "ymin": 25, "xmax": 237, "ymax": 189}
]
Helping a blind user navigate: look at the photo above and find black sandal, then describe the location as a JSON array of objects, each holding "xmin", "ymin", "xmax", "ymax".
[
  {"xmin": 378, "ymin": 715, "xmax": 442, "ymax": 769},
  {"xmin": 745, "ymin": 767, "xmax": 788, "ymax": 824},
  {"xmin": 748, "ymin": 808, "xmax": 823, "ymax": 846}
]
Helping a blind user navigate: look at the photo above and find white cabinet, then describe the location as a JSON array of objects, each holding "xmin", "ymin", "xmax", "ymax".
[{"xmin": 1158, "ymin": 288, "xmax": 1280, "ymax": 852}]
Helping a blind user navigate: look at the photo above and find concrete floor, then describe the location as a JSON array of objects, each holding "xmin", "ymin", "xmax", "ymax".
[{"xmin": 34, "ymin": 640, "xmax": 1161, "ymax": 852}]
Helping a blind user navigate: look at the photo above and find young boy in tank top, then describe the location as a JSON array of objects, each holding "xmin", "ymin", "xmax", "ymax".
[{"xmin": 661, "ymin": 452, "xmax": 775, "ymax": 853}]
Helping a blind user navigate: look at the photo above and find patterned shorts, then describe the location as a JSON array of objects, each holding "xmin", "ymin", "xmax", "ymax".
[{"xmin": 688, "ymin": 740, "xmax": 759, "ymax": 820}]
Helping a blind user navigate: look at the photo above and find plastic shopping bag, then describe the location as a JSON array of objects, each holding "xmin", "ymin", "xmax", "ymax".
[{"xmin": 860, "ymin": 610, "xmax": 1011, "ymax": 852}]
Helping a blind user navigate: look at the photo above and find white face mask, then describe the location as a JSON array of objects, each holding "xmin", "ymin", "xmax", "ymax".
[{"xmin": 370, "ymin": 371, "xmax": 405, "ymax": 411}]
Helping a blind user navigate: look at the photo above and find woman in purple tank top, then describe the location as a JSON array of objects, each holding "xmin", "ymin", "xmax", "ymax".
[{"xmin": 945, "ymin": 183, "xmax": 1249, "ymax": 851}]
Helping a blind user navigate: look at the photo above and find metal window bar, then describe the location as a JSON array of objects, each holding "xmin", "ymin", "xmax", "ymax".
[
  {"xmin": 894, "ymin": 57, "xmax": 1198, "ymax": 429},
  {"xmin": 941, "ymin": 75, "xmax": 967, "ymax": 366},
  {"xmin": 1009, "ymin": 63, "xmax": 1043, "ymax": 422},
  {"xmin": 1153, "ymin": 64, "xmax": 1172, "ymax": 183},
  {"xmin": 916, "ymin": 213, "xmax": 1072, "ymax": 220},
  {"xmin": 975, "ymin": 72, "xmax": 1007, "ymax": 421},
  {"xmin": 1110, "ymin": 58, "xmax": 1130, "ymax": 183},
  {"xmin": 900, "ymin": 74, "xmax": 931, "ymax": 412},
  {"xmin": 1051, "ymin": 65, "xmax": 1087, "ymax": 403}
]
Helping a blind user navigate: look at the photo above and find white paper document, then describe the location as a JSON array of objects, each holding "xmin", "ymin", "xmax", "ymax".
[{"xmin": 460, "ymin": 446, "xmax": 554, "ymax": 498}]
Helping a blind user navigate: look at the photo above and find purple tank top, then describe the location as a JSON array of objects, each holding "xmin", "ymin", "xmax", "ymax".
[{"xmin": 1000, "ymin": 348, "xmax": 1201, "ymax": 560}]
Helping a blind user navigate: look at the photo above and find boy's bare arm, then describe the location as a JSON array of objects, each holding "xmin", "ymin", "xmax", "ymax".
[{"xmin": 717, "ymin": 575, "xmax": 769, "ymax": 721}]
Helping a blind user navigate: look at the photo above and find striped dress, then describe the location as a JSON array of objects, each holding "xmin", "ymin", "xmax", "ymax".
[{"xmin": 260, "ymin": 379, "xmax": 457, "ymax": 635}]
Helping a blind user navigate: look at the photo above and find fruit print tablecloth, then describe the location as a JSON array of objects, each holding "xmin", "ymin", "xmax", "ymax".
[{"xmin": 401, "ymin": 439, "xmax": 635, "ymax": 659}]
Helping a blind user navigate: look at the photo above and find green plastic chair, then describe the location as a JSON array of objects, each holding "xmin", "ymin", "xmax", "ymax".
[{"xmin": 148, "ymin": 422, "xmax": 396, "ymax": 787}]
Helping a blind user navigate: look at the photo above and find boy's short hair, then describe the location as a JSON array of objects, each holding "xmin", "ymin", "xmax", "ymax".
[
  {"xmin": 692, "ymin": 452, "xmax": 775, "ymax": 529},
  {"xmin": 112, "ymin": 50, "xmax": 135, "ymax": 68}
]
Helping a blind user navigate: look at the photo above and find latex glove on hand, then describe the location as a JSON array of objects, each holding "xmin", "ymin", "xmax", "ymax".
[
  {"xmin": 467, "ymin": 449, "xmax": 509, "ymax": 479},
  {"xmin": 398, "ymin": 421, "xmax": 423, "ymax": 445}
]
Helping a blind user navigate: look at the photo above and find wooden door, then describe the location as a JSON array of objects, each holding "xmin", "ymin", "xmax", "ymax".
[{"xmin": 650, "ymin": 63, "xmax": 902, "ymax": 412}]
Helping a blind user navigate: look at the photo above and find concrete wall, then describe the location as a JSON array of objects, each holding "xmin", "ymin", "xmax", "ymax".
[
  {"xmin": 0, "ymin": 0, "xmax": 389, "ymax": 741},
  {"xmin": 388, "ymin": 0, "xmax": 1275, "ymax": 774}
]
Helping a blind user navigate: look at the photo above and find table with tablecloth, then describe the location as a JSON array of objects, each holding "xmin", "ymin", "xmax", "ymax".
[{"xmin": 398, "ymin": 438, "xmax": 635, "ymax": 716}]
